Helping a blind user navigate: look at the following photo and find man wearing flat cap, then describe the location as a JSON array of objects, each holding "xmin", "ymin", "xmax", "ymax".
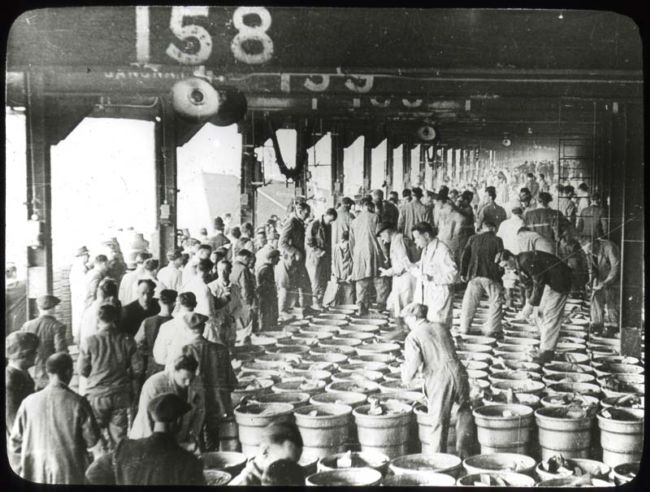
[
  {"xmin": 6, "ymin": 332, "xmax": 39, "ymax": 433},
  {"xmin": 86, "ymin": 393, "xmax": 204, "ymax": 485},
  {"xmin": 377, "ymin": 222, "xmax": 418, "ymax": 325},
  {"xmin": 165, "ymin": 311, "xmax": 237, "ymax": 451},
  {"xmin": 20, "ymin": 294, "xmax": 68, "ymax": 390},
  {"xmin": 134, "ymin": 289, "xmax": 178, "ymax": 380},
  {"xmin": 256, "ymin": 248, "xmax": 281, "ymax": 331}
]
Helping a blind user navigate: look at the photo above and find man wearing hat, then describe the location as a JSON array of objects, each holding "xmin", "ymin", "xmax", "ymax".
[
  {"xmin": 400, "ymin": 302, "xmax": 475, "ymax": 458},
  {"xmin": 9, "ymin": 353, "xmax": 103, "ymax": 484},
  {"xmin": 253, "ymin": 227, "xmax": 272, "ymax": 266},
  {"xmin": 397, "ymin": 187, "xmax": 433, "ymax": 238},
  {"xmin": 256, "ymin": 248, "xmax": 281, "ymax": 331},
  {"xmin": 208, "ymin": 216, "xmax": 232, "ymax": 251},
  {"xmin": 350, "ymin": 196, "xmax": 389, "ymax": 315},
  {"xmin": 118, "ymin": 251, "xmax": 151, "ymax": 305},
  {"xmin": 157, "ymin": 250, "xmax": 184, "ymax": 292},
  {"xmin": 154, "ymin": 292, "xmax": 199, "ymax": 366},
  {"xmin": 6, "ymin": 332, "xmax": 39, "ymax": 433},
  {"xmin": 306, "ymin": 208, "xmax": 338, "ymax": 309},
  {"xmin": 84, "ymin": 254, "xmax": 110, "ymax": 309},
  {"xmin": 134, "ymin": 289, "xmax": 178, "ymax": 380},
  {"xmin": 69, "ymin": 246, "xmax": 90, "ymax": 340},
  {"xmin": 332, "ymin": 197, "xmax": 355, "ymax": 250},
  {"xmin": 207, "ymin": 260, "xmax": 236, "ymax": 348},
  {"xmin": 129, "ymin": 351, "xmax": 205, "ymax": 453},
  {"xmin": 121, "ymin": 278, "xmax": 160, "ymax": 338},
  {"xmin": 377, "ymin": 222, "xmax": 418, "ymax": 324},
  {"xmin": 86, "ymin": 393, "xmax": 205, "ymax": 485},
  {"xmin": 20, "ymin": 294, "xmax": 68, "ymax": 390},
  {"xmin": 166, "ymin": 312, "xmax": 237, "ymax": 451},
  {"xmin": 78, "ymin": 304, "xmax": 143, "ymax": 450}
]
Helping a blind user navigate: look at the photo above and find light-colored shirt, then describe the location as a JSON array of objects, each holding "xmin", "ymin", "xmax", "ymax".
[
  {"xmin": 497, "ymin": 215, "xmax": 525, "ymax": 255},
  {"xmin": 157, "ymin": 264, "xmax": 182, "ymax": 292},
  {"xmin": 152, "ymin": 315, "xmax": 193, "ymax": 366}
]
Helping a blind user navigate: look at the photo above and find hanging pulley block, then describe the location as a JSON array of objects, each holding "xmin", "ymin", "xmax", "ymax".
[
  {"xmin": 417, "ymin": 124, "xmax": 438, "ymax": 142},
  {"xmin": 171, "ymin": 78, "xmax": 247, "ymax": 126}
]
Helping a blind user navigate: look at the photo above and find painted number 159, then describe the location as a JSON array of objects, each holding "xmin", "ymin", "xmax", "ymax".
[{"xmin": 135, "ymin": 6, "xmax": 274, "ymax": 65}]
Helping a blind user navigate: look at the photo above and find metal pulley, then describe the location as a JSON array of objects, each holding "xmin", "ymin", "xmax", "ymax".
[
  {"xmin": 417, "ymin": 124, "xmax": 438, "ymax": 142},
  {"xmin": 171, "ymin": 77, "xmax": 221, "ymax": 123},
  {"xmin": 171, "ymin": 78, "xmax": 247, "ymax": 126}
]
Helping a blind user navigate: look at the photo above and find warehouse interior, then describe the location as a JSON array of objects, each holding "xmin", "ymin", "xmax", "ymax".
[{"xmin": 4, "ymin": 6, "xmax": 645, "ymax": 487}]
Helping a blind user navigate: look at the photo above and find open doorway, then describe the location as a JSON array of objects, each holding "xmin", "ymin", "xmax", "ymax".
[
  {"xmin": 177, "ymin": 123, "xmax": 242, "ymax": 237},
  {"xmin": 50, "ymin": 117, "xmax": 157, "ymax": 332}
]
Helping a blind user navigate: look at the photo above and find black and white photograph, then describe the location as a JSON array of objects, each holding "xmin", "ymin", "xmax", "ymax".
[{"xmin": 3, "ymin": 5, "xmax": 645, "ymax": 487}]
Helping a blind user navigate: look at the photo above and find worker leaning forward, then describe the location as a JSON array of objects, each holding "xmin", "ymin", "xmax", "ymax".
[
  {"xmin": 409, "ymin": 222, "xmax": 459, "ymax": 327},
  {"xmin": 498, "ymin": 249, "xmax": 572, "ymax": 364},
  {"xmin": 400, "ymin": 302, "xmax": 475, "ymax": 458}
]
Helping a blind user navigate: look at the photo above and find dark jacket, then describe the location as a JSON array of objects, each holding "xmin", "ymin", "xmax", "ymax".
[
  {"xmin": 231, "ymin": 260, "xmax": 256, "ymax": 307},
  {"xmin": 85, "ymin": 432, "xmax": 205, "ymax": 485},
  {"xmin": 121, "ymin": 300, "xmax": 160, "ymax": 338},
  {"xmin": 135, "ymin": 314, "xmax": 173, "ymax": 378},
  {"xmin": 515, "ymin": 250, "xmax": 573, "ymax": 306},
  {"xmin": 374, "ymin": 199, "xmax": 399, "ymax": 228},
  {"xmin": 6, "ymin": 366, "xmax": 35, "ymax": 433},
  {"xmin": 460, "ymin": 231, "xmax": 504, "ymax": 283},
  {"xmin": 78, "ymin": 328, "xmax": 142, "ymax": 397},
  {"xmin": 21, "ymin": 315, "xmax": 67, "ymax": 389}
]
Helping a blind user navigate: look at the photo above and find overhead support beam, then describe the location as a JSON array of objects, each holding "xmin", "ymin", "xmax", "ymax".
[{"xmin": 5, "ymin": 67, "xmax": 643, "ymax": 106}]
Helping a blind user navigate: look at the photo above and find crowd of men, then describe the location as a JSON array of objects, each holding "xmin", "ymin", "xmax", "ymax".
[{"xmin": 5, "ymin": 163, "xmax": 621, "ymax": 485}]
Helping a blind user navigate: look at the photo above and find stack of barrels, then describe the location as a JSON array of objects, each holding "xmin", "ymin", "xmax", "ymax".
[{"xmin": 193, "ymin": 294, "xmax": 643, "ymax": 486}]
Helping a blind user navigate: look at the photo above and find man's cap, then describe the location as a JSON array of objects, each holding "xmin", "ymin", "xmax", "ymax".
[
  {"xmin": 183, "ymin": 312, "xmax": 209, "ymax": 330},
  {"xmin": 166, "ymin": 250, "xmax": 183, "ymax": 261},
  {"xmin": 147, "ymin": 393, "xmax": 192, "ymax": 423},
  {"xmin": 264, "ymin": 248, "xmax": 281, "ymax": 262},
  {"xmin": 76, "ymin": 246, "xmax": 89, "ymax": 257},
  {"xmin": 376, "ymin": 222, "xmax": 395, "ymax": 236},
  {"xmin": 159, "ymin": 289, "xmax": 178, "ymax": 304},
  {"xmin": 6, "ymin": 332, "xmax": 39, "ymax": 359},
  {"xmin": 37, "ymin": 295, "xmax": 61, "ymax": 310}
]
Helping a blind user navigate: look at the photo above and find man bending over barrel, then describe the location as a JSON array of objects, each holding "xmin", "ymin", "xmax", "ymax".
[{"xmin": 401, "ymin": 302, "xmax": 476, "ymax": 458}]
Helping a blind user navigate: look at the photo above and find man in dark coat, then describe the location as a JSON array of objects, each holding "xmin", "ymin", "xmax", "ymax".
[
  {"xmin": 6, "ymin": 332, "xmax": 39, "ymax": 434},
  {"xmin": 256, "ymin": 249, "xmax": 281, "ymax": 331},
  {"xmin": 120, "ymin": 279, "xmax": 160, "ymax": 338},
  {"xmin": 134, "ymin": 289, "xmax": 177, "ymax": 380},
  {"xmin": 85, "ymin": 393, "xmax": 205, "ymax": 485},
  {"xmin": 275, "ymin": 201, "xmax": 313, "ymax": 314},
  {"xmin": 306, "ymin": 208, "xmax": 337, "ymax": 308},
  {"xmin": 459, "ymin": 221, "xmax": 505, "ymax": 335},
  {"xmin": 498, "ymin": 249, "xmax": 572, "ymax": 364}
]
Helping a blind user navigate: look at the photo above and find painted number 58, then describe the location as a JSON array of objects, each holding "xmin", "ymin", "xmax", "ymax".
[{"xmin": 135, "ymin": 6, "xmax": 274, "ymax": 65}]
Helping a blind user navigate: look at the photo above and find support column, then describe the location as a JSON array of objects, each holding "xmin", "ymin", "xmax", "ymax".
[
  {"xmin": 418, "ymin": 144, "xmax": 431, "ymax": 191},
  {"xmin": 331, "ymin": 124, "xmax": 344, "ymax": 205},
  {"xmin": 403, "ymin": 143, "xmax": 412, "ymax": 189},
  {"xmin": 154, "ymin": 99, "xmax": 178, "ymax": 263},
  {"xmin": 385, "ymin": 136, "xmax": 394, "ymax": 193},
  {"xmin": 240, "ymin": 121, "xmax": 256, "ymax": 227},
  {"xmin": 363, "ymin": 135, "xmax": 372, "ymax": 194},
  {"xmin": 610, "ymin": 102, "xmax": 644, "ymax": 357},
  {"xmin": 25, "ymin": 71, "xmax": 53, "ymax": 319}
]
